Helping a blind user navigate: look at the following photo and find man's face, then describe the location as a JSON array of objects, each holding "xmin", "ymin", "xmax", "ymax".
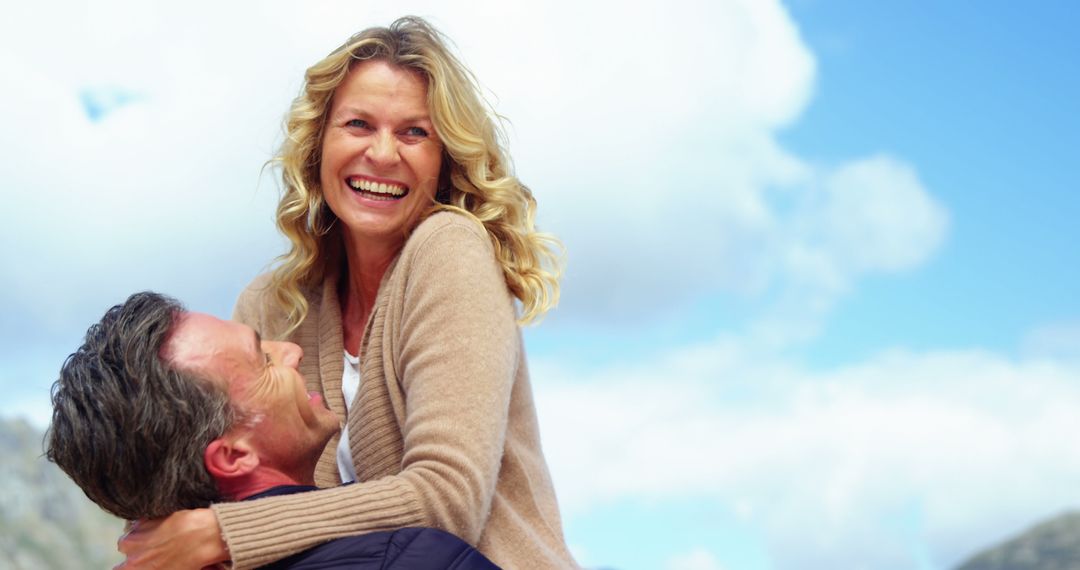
[{"xmin": 164, "ymin": 312, "xmax": 340, "ymax": 484}]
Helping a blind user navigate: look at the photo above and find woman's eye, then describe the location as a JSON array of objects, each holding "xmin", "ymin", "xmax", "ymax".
[
  {"xmin": 346, "ymin": 119, "xmax": 369, "ymax": 128},
  {"xmin": 404, "ymin": 126, "xmax": 428, "ymax": 137}
]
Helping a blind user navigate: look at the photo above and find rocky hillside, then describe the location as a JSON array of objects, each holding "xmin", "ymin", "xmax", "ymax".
[
  {"xmin": 955, "ymin": 511, "xmax": 1080, "ymax": 570},
  {"xmin": 0, "ymin": 416, "xmax": 123, "ymax": 569}
]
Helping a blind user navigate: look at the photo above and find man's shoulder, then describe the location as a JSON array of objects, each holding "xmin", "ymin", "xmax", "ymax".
[
  {"xmin": 261, "ymin": 527, "xmax": 499, "ymax": 570},
  {"xmin": 382, "ymin": 528, "xmax": 500, "ymax": 569}
]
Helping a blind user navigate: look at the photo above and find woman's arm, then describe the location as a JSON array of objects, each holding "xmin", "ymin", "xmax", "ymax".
[
  {"xmin": 393, "ymin": 219, "xmax": 520, "ymax": 541},
  {"xmin": 212, "ymin": 216, "xmax": 519, "ymax": 568}
]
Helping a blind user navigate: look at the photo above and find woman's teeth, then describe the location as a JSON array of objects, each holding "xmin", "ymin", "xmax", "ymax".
[{"xmin": 347, "ymin": 178, "xmax": 408, "ymax": 200}]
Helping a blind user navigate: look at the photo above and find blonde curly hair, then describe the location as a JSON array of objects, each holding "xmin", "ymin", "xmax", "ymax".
[{"xmin": 269, "ymin": 16, "xmax": 562, "ymax": 336}]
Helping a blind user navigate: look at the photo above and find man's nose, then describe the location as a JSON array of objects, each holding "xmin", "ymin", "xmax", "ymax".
[{"xmin": 267, "ymin": 341, "xmax": 303, "ymax": 368}]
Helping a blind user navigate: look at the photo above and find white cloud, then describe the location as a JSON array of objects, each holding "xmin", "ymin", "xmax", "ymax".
[
  {"xmin": 745, "ymin": 156, "xmax": 949, "ymax": 348},
  {"xmin": 535, "ymin": 342, "xmax": 1080, "ymax": 569},
  {"xmin": 813, "ymin": 156, "xmax": 949, "ymax": 274},
  {"xmin": 474, "ymin": 3, "xmax": 948, "ymax": 331},
  {"xmin": 0, "ymin": 2, "xmax": 301, "ymax": 337},
  {"xmin": 665, "ymin": 548, "xmax": 728, "ymax": 570},
  {"xmin": 517, "ymin": 0, "xmax": 821, "ymax": 321},
  {"xmin": 1022, "ymin": 320, "xmax": 1080, "ymax": 362}
]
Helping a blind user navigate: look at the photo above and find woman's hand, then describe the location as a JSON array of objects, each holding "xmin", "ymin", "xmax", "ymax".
[{"xmin": 115, "ymin": 508, "xmax": 229, "ymax": 569}]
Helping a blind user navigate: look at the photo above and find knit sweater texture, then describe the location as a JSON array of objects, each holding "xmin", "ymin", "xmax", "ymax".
[{"xmin": 213, "ymin": 212, "xmax": 577, "ymax": 569}]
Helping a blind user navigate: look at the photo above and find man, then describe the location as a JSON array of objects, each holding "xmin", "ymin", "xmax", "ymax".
[{"xmin": 46, "ymin": 292, "xmax": 497, "ymax": 569}]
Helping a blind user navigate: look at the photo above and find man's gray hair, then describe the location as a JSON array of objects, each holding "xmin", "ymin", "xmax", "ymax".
[{"xmin": 46, "ymin": 292, "xmax": 235, "ymax": 520}]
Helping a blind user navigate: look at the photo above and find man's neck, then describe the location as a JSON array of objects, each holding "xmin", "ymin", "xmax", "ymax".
[{"xmin": 218, "ymin": 468, "xmax": 314, "ymax": 501}]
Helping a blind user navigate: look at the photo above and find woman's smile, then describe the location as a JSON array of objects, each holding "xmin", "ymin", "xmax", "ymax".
[{"xmin": 345, "ymin": 174, "xmax": 409, "ymax": 203}]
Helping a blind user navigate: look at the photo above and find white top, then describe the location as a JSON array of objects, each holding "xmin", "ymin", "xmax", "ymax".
[{"xmin": 335, "ymin": 350, "xmax": 360, "ymax": 483}]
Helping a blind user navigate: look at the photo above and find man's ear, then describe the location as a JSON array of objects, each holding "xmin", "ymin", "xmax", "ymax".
[{"xmin": 204, "ymin": 435, "xmax": 260, "ymax": 480}]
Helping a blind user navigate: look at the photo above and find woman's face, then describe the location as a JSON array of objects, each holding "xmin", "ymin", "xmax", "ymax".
[{"xmin": 320, "ymin": 59, "xmax": 443, "ymax": 251}]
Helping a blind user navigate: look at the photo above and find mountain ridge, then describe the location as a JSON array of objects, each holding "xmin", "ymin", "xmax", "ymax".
[
  {"xmin": 955, "ymin": 511, "xmax": 1080, "ymax": 570},
  {"xmin": 0, "ymin": 415, "xmax": 123, "ymax": 569}
]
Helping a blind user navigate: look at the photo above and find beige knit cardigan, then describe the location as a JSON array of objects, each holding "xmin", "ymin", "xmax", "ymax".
[{"xmin": 213, "ymin": 212, "xmax": 577, "ymax": 569}]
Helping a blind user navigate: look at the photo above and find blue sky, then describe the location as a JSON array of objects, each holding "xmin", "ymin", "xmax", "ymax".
[
  {"xmin": 780, "ymin": 0, "xmax": 1080, "ymax": 366},
  {"xmin": 2, "ymin": 1, "xmax": 1079, "ymax": 569}
]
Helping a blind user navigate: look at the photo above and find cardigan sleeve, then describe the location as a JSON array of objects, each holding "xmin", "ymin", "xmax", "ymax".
[
  {"xmin": 211, "ymin": 216, "xmax": 519, "ymax": 569},
  {"xmin": 395, "ymin": 220, "xmax": 519, "ymax": 543}
]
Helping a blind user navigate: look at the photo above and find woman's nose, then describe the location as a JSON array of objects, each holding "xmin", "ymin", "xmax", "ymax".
[{"xmin": 366, "ymin": 131, "xmax": 399, "ymax": 167}]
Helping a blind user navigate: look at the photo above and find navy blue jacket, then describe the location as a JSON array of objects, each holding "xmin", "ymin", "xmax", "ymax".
[{"xmin": 248, "ymin": 486, "xmax": 500, "ymax": 570}]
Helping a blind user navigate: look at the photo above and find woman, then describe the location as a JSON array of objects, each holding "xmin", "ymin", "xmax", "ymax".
[{"xmin": 118, "ymin": 16, "xmax": 576, "ymax": 570}]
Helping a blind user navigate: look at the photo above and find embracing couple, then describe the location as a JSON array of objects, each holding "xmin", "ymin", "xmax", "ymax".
[{"xmin": 47, "ymin": 16, "xmax": 577, "ymax": 570}]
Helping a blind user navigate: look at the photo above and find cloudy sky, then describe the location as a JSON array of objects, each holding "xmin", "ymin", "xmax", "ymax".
[{"xmin": 2, "ymin": 1, "xmax": 1078, "ymax": 569}]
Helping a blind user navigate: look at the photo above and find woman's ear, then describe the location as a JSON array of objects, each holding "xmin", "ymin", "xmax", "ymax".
[{"xmin": 204, "ymin": 436, "xmax": 260, "ymax": 480}]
